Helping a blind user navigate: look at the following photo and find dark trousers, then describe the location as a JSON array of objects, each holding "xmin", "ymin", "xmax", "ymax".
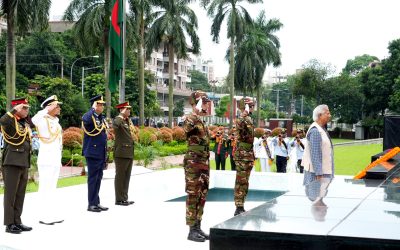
[
  {"xmin": 230, "ymin": 155, "xmax": 236, "ymax": 171},
  {"xmin": 114, "ymin": 157, "xmax": 133, "ymax": 202},
  {"xmin": 297, "ymin": 159, "xmax": 304, "ymax": 173},
  {"xmin": 215, "ymin": 153, "xmax": 226, "ymax": 170},
  {"xmin": 86, "ymin": 157, "xmax": 104, "ymax": 206},
  {"xmin": 2, "ymin": 165, "xmax": 28, "ymax": 225},
  {"xmin": 276, "ymin": 155, "xmax": 288, "ymax": 173}
]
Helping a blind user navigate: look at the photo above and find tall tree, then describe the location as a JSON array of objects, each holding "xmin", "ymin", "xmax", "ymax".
[
  {"xmin": 343, "ymin": 54, "xmax": 379, "ymax": 76},
  {"xmin": 146, "ymin": 0, "xmax": 200, "ymax": 127},
  {"xmin": 129, "ymin": 0, "xmax": 153, "ymax": 126},
  {"xmin": 64, "ymin": 0, "xmax": 112, "ymax": 117},
  {"xmin": 234, "ymin": 11, "xmax": 282, "ymax": 126},
  {"xmin": 0, "ymin": 0, "xmax": 51, "ymax": 108},
  {"xmin": 202, "ymin": 0, "xmax": 262, "ymax": 128}
]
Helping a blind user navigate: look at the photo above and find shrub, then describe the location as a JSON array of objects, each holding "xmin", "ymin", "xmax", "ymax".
[
  {"xmin": 134, "ymin": 144, "xmax": 157, "ymax": 168},
  {"xmin": 63, "ymin": 131, "xmax": 83, "ymax": 148},
  {"xmin": 168, "ymin": 140, "xmax": 178, "ymax": 146},
  {"xmin": 208, "ymin": 125, "xmax": 218, "ymax": 132},
  {"xmin": 271, "ymin": 127, "xmax": 283, "ymax": 137},
  {"xmin": 172, "ymin": 126, "xmax": 186, "ymax": 142},
  {"xmin": 254, "ymin": 128, "xmax": 265, "ymax": 138},
  {"xmin": 160, "ymin": 130, "xmax": 173, "ymax": 143},
  {"xmin": 157, "ymin": 143, "xmax": 187, "ymax": 157},
  {"xmin": 64, "ymin": 127, "xmax": 83, "ymax": 135},
  {"xmin": 143, "ymin": 126, "xmax": 158, "ymax": 134},
  {"xmin": 160, "ymin": 127, "xmax": 173, "ymax": 134},
  {"xmin": 139, "ymin": 129, "xmax": 157, "ymax": 146}
]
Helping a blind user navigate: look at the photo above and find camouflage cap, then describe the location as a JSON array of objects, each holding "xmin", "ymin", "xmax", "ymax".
[
  {"xmin": 189, "ymin": 91, "xmax": 211, "ymax": 105},
  {"xmin": 238, "ymin": 97, "xmax": 255, "ymax": 110}
]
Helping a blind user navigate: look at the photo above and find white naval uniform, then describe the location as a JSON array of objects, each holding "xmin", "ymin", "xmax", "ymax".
[
  {"xmin": 32, "ymin": 109, "xmax": 63, "ymax": 223},
  {"xmin": 253, "ymin": 137, "xmax": 274, "ymax": 172}
]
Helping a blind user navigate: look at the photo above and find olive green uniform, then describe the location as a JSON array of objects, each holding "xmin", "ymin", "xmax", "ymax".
[{"xmin": 113, "ymin": 115, "xmax": 134, "ymax": 203}]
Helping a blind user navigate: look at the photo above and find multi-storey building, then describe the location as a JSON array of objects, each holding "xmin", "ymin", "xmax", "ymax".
[{"xmin": 191, "ymin": 56, "xmax": 215, "ymax": 82}]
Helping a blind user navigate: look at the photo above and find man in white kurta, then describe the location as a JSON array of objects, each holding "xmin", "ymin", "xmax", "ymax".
[
  {"xmin": 253, "ymin": 130, "xmax": 274, "ymax": 172},
  {"xmin": 32, "ymin": 95, "xmax": 63, "ymax": 225}
]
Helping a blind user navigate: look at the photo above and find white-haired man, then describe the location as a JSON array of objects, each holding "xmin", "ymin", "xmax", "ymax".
[{"xmin": 302, "ymin": 104, "xmax": 334, "ymax": 186}]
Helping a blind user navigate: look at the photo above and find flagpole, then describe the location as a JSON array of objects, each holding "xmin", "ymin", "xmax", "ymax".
[{"xmin": 119, "ymin": 0, "xmax": 126, "ymax": 103}]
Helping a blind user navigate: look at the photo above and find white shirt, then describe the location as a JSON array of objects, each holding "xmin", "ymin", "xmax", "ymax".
[
  {"xmin": 32, "ymin": 109, "xmax": 63, "ymax": 166},
  {"xmin": 253, "ymin": 137, "xmax": 274, "ymax": 159},
  {"xmin": 272, "ymin": 137, "xmax": 290, "ymax": 157},
  {"xmin": 290, "ymin": 138, "xmax": 306, "ymax": 160}
]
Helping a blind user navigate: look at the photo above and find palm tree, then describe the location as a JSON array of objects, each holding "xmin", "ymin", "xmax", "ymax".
[
  {"xmin": 202, "ymin": 0, "xmax": 262, "ymax": 128},
  {"xmin": 129, "ymin": 0, "xmax": 153, "ymax": 126},
  {"xmin": 146, "ymin": 0, "xmax": 200, "ymax": 128},
  {"xmin": 64, "ymin": 0, "xmax": 115, "ymax": 117},
  {"xmin": 0, "ymin": 0, "xmax": 51, "ymax": 108},
  {"xmin": 234, "ymin": 11, "xmax": 282, "ymax": 126}
]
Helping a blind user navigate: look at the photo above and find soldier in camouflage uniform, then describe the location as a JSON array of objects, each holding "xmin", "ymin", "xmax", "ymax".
[
  {"xmin": 233, "ymin": 97, "xmax": 255, "ymax": 216},
  {"xmin": 183, "ymin": 91, "xmax": 211, "ymax": 242}
]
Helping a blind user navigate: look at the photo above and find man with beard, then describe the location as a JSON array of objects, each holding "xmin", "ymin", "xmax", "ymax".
[
  {"xmin": 233, "ymin": 97, "xmax": 255, "ymax": 216},
  {"xmin": 183, "ymin": 91, "xmax": 211, "ymax": 242}
]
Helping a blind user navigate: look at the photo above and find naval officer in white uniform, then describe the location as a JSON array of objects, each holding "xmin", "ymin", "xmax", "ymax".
[{"xmin": 32, "ymin": 95, "xmax": 64, "ymax": 225}]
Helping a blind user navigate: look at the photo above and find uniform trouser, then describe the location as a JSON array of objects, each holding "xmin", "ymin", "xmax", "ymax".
[
  {"xmin": 38, "ymin": 164, "xmax": 61, "ymax": 222},
  {"xmin": 259, "ymin": 158, "xmax": 271, "ymax": 172},
  {"xmin": 86, "ymin": 157, "xmax": 104, "ymax": 206},
  {"xmin": 276, "ymin": 155, "xmax": 288, "ymax": 173},
  {"xmin": 297, "ymin": 159, "xmax": 304, "ymax": 173},
  {"xmin": 230, "ymin": 155, "xmax": 236, "ymax": 171},
  {"xmin": 114, "ymin": 157, "xmax": 133, "ymax": 202},
  {"xmin": 184, "ymin": 164, "xmax": 209, "ymax": 226},
  {"xmin": 2, "ymin": 165, "xmax": 28, "ymax": 225},
  {"xmin": 234, "ymin": 160, "xmax": 254, "ymax": 207},
  {"xmin": 215, "ymin": 153, "xmax": 226, "ymax": 170}
]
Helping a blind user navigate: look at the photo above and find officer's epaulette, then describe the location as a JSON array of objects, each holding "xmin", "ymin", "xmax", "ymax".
[{"xmin": 6, "ymin": 111, "xmax": 14, "ymax": 118}]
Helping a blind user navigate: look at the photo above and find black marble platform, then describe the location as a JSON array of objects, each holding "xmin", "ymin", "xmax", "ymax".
[
  {"xmin": 210, "ymin": 169, "xmax": 400, "ymax": 250},
  {"xmin": 367, "ymin": 151, "xmax": 400, "ymax": 179}
]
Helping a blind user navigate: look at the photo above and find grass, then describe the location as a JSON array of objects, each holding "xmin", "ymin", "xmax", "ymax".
[
  {"xmin": 210, "ymin": 143, "xmax": 383, "ymax": 176},
  {"xmin": 0, "ymin": 176, "xmax": 87, "ymax": 194}
]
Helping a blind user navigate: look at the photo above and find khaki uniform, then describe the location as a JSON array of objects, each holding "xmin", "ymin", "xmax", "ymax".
[
  {"xmin": 233, "ymin": 116, "xmax": 255, "ymax": 207},
  {"xmin": 113, "ymin": 116, "xmax": 134, "ymax": 202},
  {"xmin": 0, "ymin": 110, "xmax": 31, "ymax": 225},
  {"xmin": 183, "ymin": 113, "xmax": 210, "ymax": 226}
]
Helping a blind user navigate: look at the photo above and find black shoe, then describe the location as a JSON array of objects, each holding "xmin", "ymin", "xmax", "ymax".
[
  {"xmin": 126, "ymin": 200, "xmax": 135, "ymax": 205},
  {"xmin": 96, "ymin": 204, "xmax": 109, "ymax": 211},
  {"xmin": 39, "ymin": 221, "xmax": 55, "ymax": 225},
  {"xmin": 87, "ymin": 205, "xmax": 101, "ymax": 212},
  {"xmin": 195, "ymin": 221, "xmax": 209, "ymax": 240},
  {"xmin": 16, "ymin": 224, "xmax": 32, "ymax": 231},
  {"xmin": 187, "ymin": 226, "xmax": 205, "ymax": 242},
  {"xmin": 234, "ymin": 206, "xmax": 246, "ymax": 216},
  {"xmin": 53, "ymin": 220, "xmax": 64, "ymax": 224},
  {"xmin": 5, "ymin": 224, "xmax": 22, "ymax": 234},
  {"xmin": 115, "ymin": 201, "xmax": 129, "ymax": 206}
]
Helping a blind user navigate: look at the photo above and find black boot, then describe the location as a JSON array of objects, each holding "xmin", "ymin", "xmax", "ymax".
[
  {"xmin": 234, "ymin": 206, "xmax": 246, "ymax": 216},
  {"xmin": 195, "ymin": 220, "xmax": 209, "ymax": 240},
  {"xmin": 187, "ymin": 226, "xmax": 205, "ymax": 242}
]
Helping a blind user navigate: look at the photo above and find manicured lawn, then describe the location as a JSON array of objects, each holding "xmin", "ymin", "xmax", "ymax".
[
  {"xmin": 0, "ymin": 176, "xmax": 87, "ymax": 194},
  {"xmin": 210, "ymin": 143, "xmax": 383, "ymax": 176},
  {"xmin": 331, "ymin": 138, "xmax": 354, "ymax": 144}
]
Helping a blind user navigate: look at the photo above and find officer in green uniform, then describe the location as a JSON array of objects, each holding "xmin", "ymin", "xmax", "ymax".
[
  {"xmin": 0, "ymin": 98, "xmax": 33, "ymax": 234},
  {"xmin": 183, "ymin": 91, "xmax": 211, "ymax": 242},
  {"xmin": 211, "ymin": 127, "xmax": 229, "ymax": 170},
  {"xmin": 233, "ymin": 97, "xmax": 255, "ymax": 216},
  {"xmin": 113, "ymin": 102, "xmax": 135, "ymax": 206}
]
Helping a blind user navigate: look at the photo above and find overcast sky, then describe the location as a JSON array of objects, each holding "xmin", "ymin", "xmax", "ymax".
[{"xmin": 51, "ymin": 0, "xmax": 400, "ymax": 79}]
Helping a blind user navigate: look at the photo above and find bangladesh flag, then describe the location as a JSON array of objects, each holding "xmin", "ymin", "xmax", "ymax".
[{"xmin": 108, "ymin": 0, "xmax": 123, "ymax": 92}]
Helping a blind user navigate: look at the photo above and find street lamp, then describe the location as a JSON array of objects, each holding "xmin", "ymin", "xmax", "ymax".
[
  {"xmin": 70, "ymin": 55, "xmax": 99, "ymax": 83},
  {"xmin": 81, "ymin": 66, "xmax": 102, "ymax": 97}
]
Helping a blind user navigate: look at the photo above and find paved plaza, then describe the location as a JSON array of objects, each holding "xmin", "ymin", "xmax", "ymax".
[{"xmin": 0, "ymin": 167, "xmax": 297, "ymax": 250}]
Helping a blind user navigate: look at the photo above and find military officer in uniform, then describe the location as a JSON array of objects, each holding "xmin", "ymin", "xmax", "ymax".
[
  {"xmin": 183, "ymin": 91, "xmax": 211, "ymax": 242},
  {"xmin": 211, "ymin": 127, "xmax": 229, "ymax": 170},
  {"xmin": 0, "ymin": 98, "xmax": 33, "ymax": 233},
  {"xmin": 113, "ymin": 102, "xmax": 135, "ymax": 206},
  {"xmin": 82, "ymin": 95, "xmax": 109, "ymax": 212},
  {"xmin": 233, "ymin": 97, "xmax": 255, "ymax": 216},
  {"xmin": 32, "ymin": 95, "xmax": 64, "ymax": 225}
]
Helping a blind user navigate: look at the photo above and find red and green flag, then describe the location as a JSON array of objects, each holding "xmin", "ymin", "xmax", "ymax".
[{"xmin": 108, "ymin": 0, "xmax": 123, "ymax": 92}]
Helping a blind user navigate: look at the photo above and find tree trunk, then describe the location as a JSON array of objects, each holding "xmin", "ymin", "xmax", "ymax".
[
  {"xmin": 229, "ymin": 35, "xmax": 235, "ymax": 129},
  {"xmin": 6, "ymin": 15, "xmax": 16, "ymax": 109},
  {"xmin": 256, "ymin": 86, "xmax": 261, "ymax": 127},
  {"xmin": 168, "ymin": 43, "xmax": 174, "ymax": 128},
  {"xmin": 138, "ymin": 13, "xmax": 145, "ymax": 126}
]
